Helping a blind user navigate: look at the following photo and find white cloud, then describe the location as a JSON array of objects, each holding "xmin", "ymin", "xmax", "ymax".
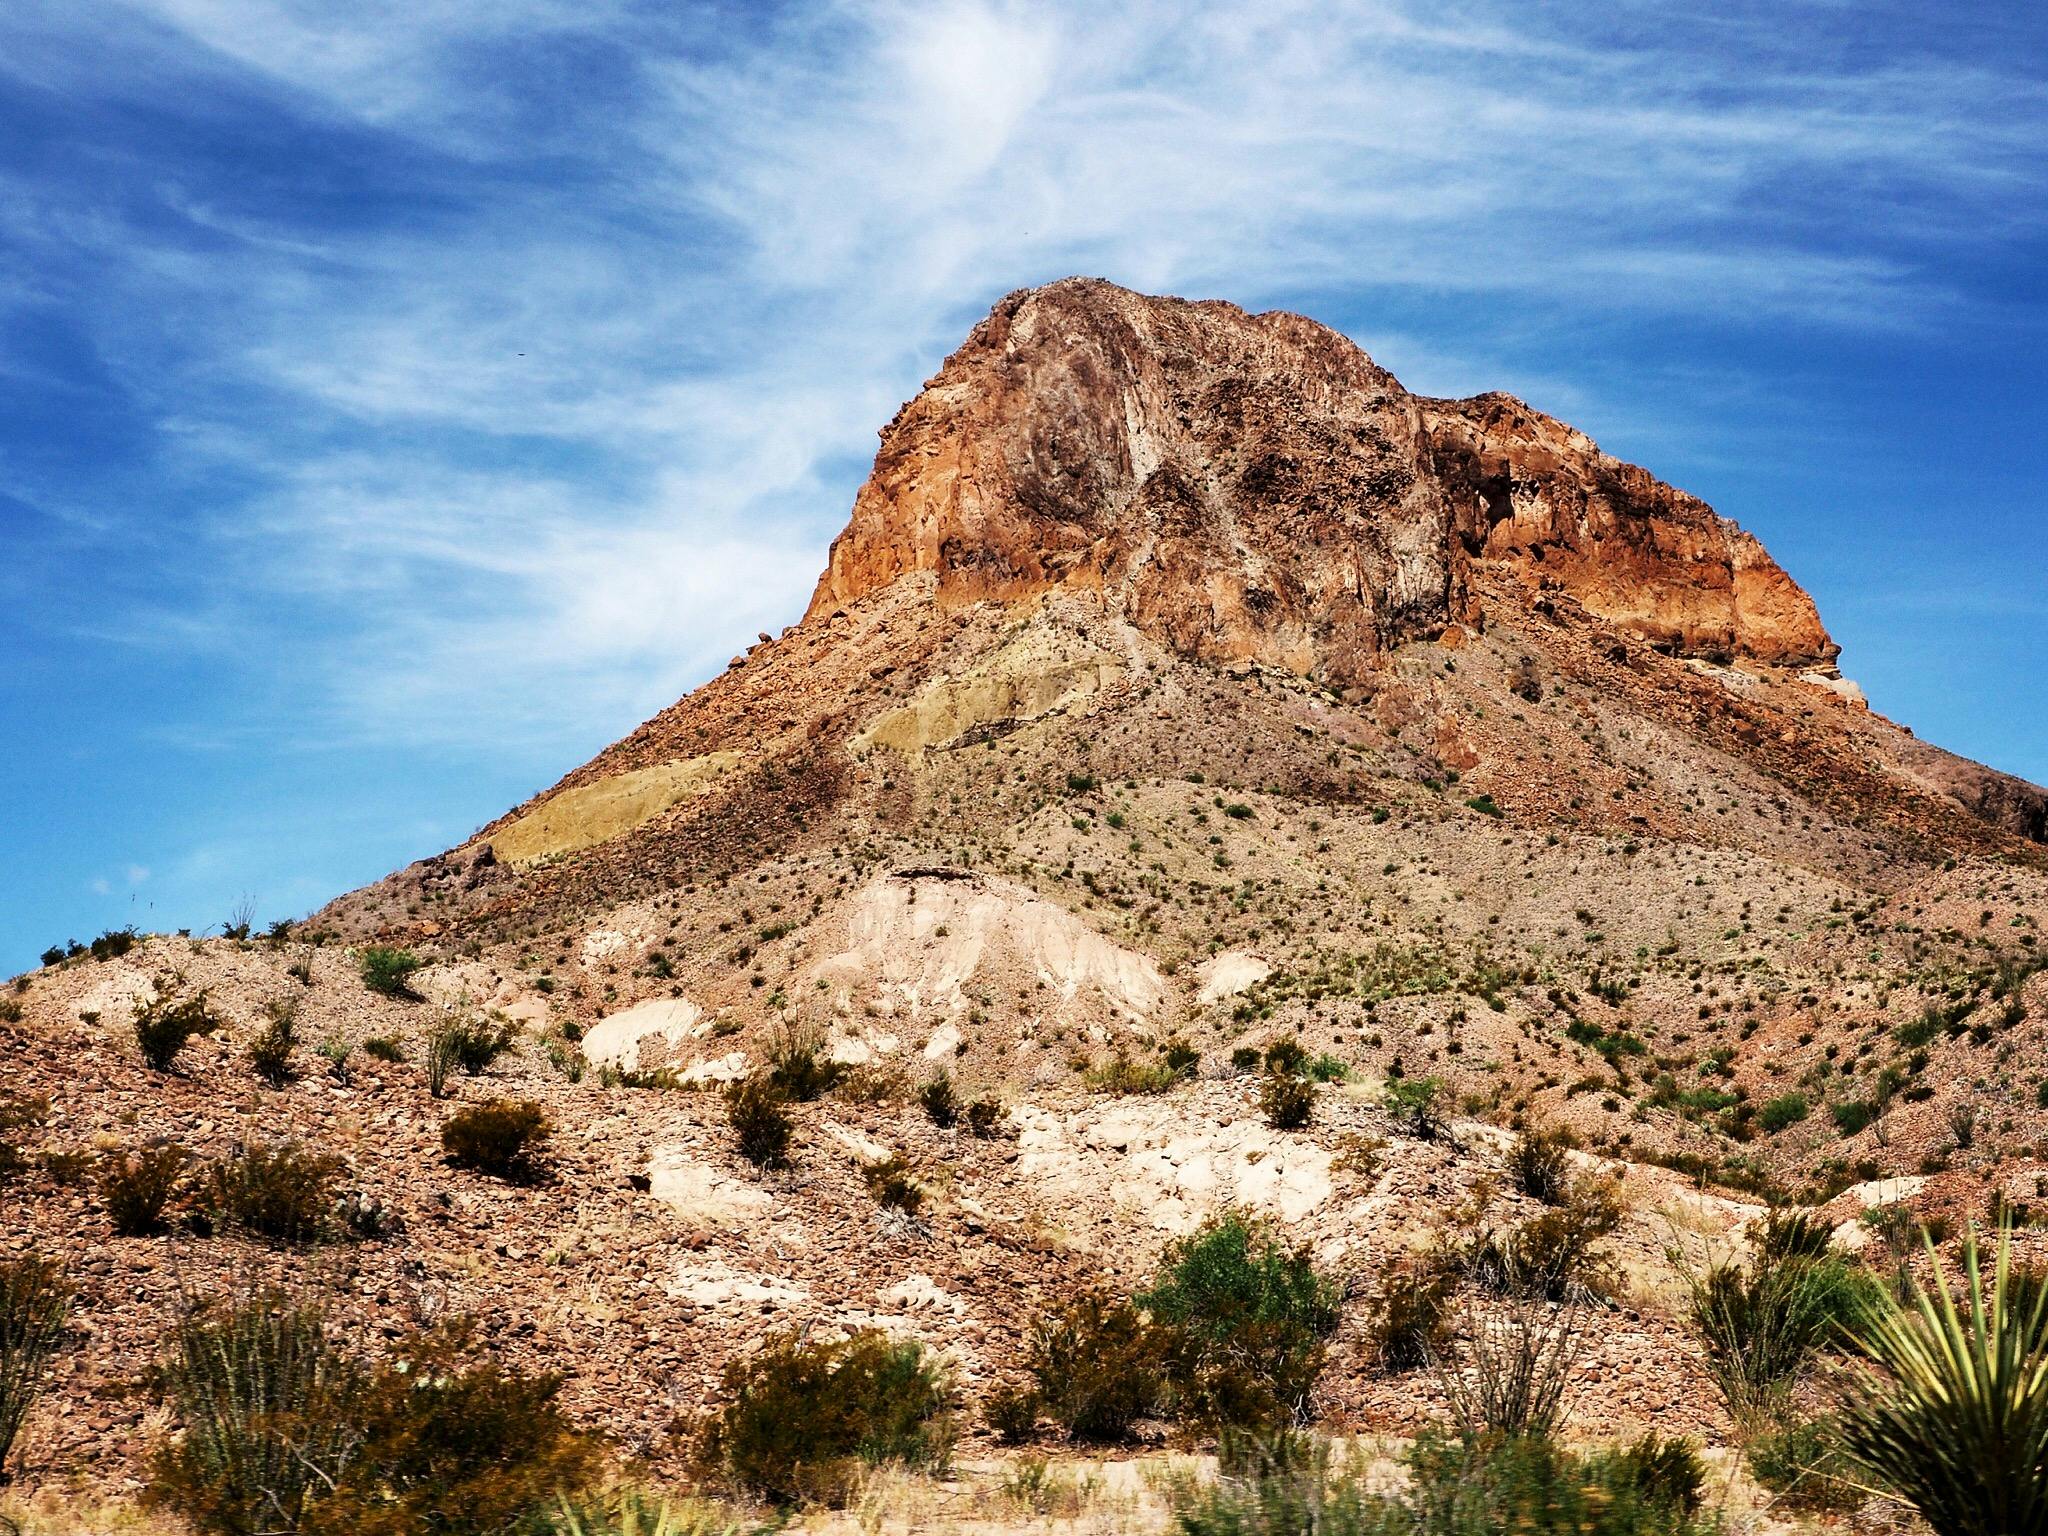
[{"xmin": 17, "ymin": 0, "xmax": 2047, "ymax": 755}]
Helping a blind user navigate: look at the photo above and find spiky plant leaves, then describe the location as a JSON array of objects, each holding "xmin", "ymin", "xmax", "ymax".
[{"xmin": 1837, "ymin": 1228, "xmax": 2048, "ymax": 1536}]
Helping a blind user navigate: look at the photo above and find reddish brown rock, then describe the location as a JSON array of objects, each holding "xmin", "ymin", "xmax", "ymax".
[{"xmin": 809, "ymin": 277, "xmax": 1835, "ymax": 679}]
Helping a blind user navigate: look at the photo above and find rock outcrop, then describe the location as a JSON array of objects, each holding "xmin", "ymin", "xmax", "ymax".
[{"xmin": 808, "ymin": 278, "xmax": 1836, "ymax": 682}]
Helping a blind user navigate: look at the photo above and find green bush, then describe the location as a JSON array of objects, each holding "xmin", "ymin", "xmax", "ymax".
[
  {"xmin": 964, "ymin": 1098, "xmax": 1006, "ymax": 1138},
  {"xmin": 1385, "ymin": 1074, "xmax": 1447, "ymax": 1138},
  {"xmin": 918, "ymin": 1073, "xmax": 958, "ymax": 1128},
  {"xmin": 134, "ymin": 992, "xmax": 220, "ymax": 1070},
  {"xmin": 984, "ymin": 1386, "xmax": 1039, "ymax": 1445},
  {"xmin": 1758, "ymin": 1092, "xmax": 1810, "ymax": 1134},
  {"xmin": 0, "ymin": 1254, "xmax": 68, "ymax": 1479},
  {"xmin": 1837, "ymin": 1230, "xmax": 2048, "ymax": 1536},
  {"xmin": 441, "ymin": 1098, "xmax": 550, "ymax": 1183},
  {"xmin": 363, "ymin": 1035, "xmax": 404, "ymax": 1062},
  {"xmin": 1165, "ymin": 1039, "xmax": 1203, "ymax": 1078},
  {"xmin": 205, "ymin": 1140, "xmax": 344, "ymax": 1245},
  {"xmin": 358, "ymin": 947, "xmax": 423, "ymax": 998},
  {"xmin": 1263, "ymin": 1039, "xmax": 1309, "ymax": 1075},
  {"xmin": 147, "ymin": 1294, "xmax": 365, "ymax": 1536},
  {"xmin": 1085, "ymin": 1053, "xmax": 1180, "ymax": 1094},
  {"xmin": 724, "ymin": 1076, "xmax": 792, "ymax": 1168},
  {"xmin": 249, "ymin": 1001, "xmax": 298, "ymax": 1086},
  {"xmin": 305, "ymin": 1329, "xmax": 596, "ymax": 1536},
  {"xmin": 442, "ymin": 1014, "xmax": 515, "ymax": 1074},
  {"xmin": 1026, "ymin": 1292, "xmax": 1165, "ymax": 1442},
  {"xmin": 1369, "ymin": 1260, "xmax": 1457, "ymax": 1372},
  {"xmin": 1139, "ymin": 1211, "xmax": 1341, "ymax": 1430},
  {"xmin": 765, "ymin": 1031, "xmax": 844, "ymax": 1102},
  {"xmin": 1261, "ymin": 1069, "xmax": 1314, "ymax": 1131},
  {"xmin": 149, "ymin": 1296, "xmax": 594, "ymax": 1536},
  {"xmin": 1170, "ymin": 1430, "xmax": 1717, "ymax": 1535},
  {"xmin": 100, "ymin": 1142, "xmax": 190, "ymax": 1236},
  {"xmin": 1743, "ymin": 1416, "xmax": 1862, "ymax": 1514},
  {"xmin": 702, "ymin": 1329, "xmax": 951, "ymax": 1505},
  {"xmin": 1688, "ymin": 1211, "xmax": 1874, "ymax": 1427},
  {"xmin": 1831, "ymin": 1097, "xmax": 1879, "ymax": 1135},
  {"xmin": 90, "ymin": 926, "xmax": 139, "ymax": 960},
  {"xmin": 0, "ymin": 1094, "xmax": 48, "ymax": 1183},
  {"xmin": 862, "ymin": 1154, "xmax": 923, "ymax": 1215},
  {"xmin": 1474, "ymin": 1178, "xmax": 1624, "ymax": 1301}
]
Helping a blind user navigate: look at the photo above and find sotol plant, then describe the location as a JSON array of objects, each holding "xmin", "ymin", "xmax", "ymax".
[{"xmin": 1837, "ymin": 1229, "xmax": 2048, "ymax": 1536}]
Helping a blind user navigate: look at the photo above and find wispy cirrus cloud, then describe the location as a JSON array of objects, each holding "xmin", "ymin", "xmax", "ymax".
[{"xmin": 12, "ymin": 0, "xmax": 2041, "ymax": 745}]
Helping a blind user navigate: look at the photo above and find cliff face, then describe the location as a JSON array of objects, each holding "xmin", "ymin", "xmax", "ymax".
[{"xmin": 808, "ymin": 278, "xmax": 1836, "ymax": 680}]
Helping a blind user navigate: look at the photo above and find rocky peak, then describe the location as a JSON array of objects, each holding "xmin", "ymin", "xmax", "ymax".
[{"xmin": 808, "ymin": 277, "xmax": 1835, "ymax": 682}]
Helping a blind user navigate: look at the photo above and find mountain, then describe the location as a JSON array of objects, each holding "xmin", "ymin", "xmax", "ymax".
[{"xmin": 5, "ymin": 279, "xmax": 2045, "ymax": 1496}]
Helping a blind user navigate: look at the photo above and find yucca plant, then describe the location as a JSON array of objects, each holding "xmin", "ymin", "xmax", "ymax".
[
  {"xmin": 546, "ymin": 1486, "xmax": 745, "ymax": 1536},
  {"xmin": 1837, "ymin": 1229, "xmax": 2048, "ymax": 1536}
]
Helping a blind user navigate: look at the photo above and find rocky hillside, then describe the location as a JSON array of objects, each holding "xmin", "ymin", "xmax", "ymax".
[{"xmin": 4, "ymin": 279, "xmax": 2045, "ymax": 1505}]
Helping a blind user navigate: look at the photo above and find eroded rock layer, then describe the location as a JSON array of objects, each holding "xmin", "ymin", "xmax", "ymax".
[{"xmin": 808, "ymin": 278, "xmax": 1836, "ymax": 680}]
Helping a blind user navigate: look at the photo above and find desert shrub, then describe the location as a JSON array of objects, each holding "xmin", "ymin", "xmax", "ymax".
[
  {"xmin": 1263, "ymin": 1039, "xmax": 1309, "ymax": 1075},
  {"xmin": 765, "ymin": 1031, "xmax": 844, "ymax": 1102},
  {"xmin": 1171, "ymin": 1430, "xmax": 1715, "ymax": 1536},
  {"xmin": 1085, "ymin": 1053, "xmax": 1179, "ymax": 1094},
  {"xmin": 151, "ymin": 1296, "xmax": 592, "ymax": 1536},
  {"xmin": 1230, "ymin": 1046, "xmax": 1262, "ymax": 1071},
  {"xmin": 984, "ymin": 1386, "xmax": 1040, "ymax": 1445},
  {"xmin": 1743, "ymin": 1417, "xmax": 1862, "ymax": 1514},
  {"xmin": 100, "ymin": 1142, "xmax": 191, "ymax": 1236},
  {"xmin": 1261, "ymin": 1069, "xmax": 1315, "ymax": 1131},
  {"xmin": 702, "ymin": 1329, "xmax": 951, "ymax": 1505},
  {"xmin": 1306, "ymin": 1053, "xmax": 1349, "ymax": 1083},
  {"xmin": 1508, "ymin": 1125, "xmax": 1573, "ymax": 1204},
  {"xmin": 358, "ymin": 946, "xmax": 423, "ymax": 998},
  {"xmin": 441, "ymin": 1098, "xmax": 550, "ymax": 1183},
  {"xmin": 1385, "ymin": 1074, "xmax": 1447, "ymax": 1138},
  {"xmin": 1614, "ymin": 1434, "xmax": 1707, "ymax": 1516},
  {"xmin": 304, "ymin": 1329, "xmax": 596, "ymax": 1536},
  {"xmin": 1687, "ymin": 1213, "xmax": 1874, "ymax": 1427},
  {"xmin": 724, "ymin": 1076, "xmax": 791, "ymax": 1168},
  {"xmin": 444, "ymin": 1015, "xmax": 515, "ymax": 1073},
  {"xmin": 362, "ymin": 1035, "xmax": 404, "ymax": 1062},
  {"xmin": 862, "ymin": 1154, "xmax": 923, "ymax": 1214},
  {"xmin": 1831, "ymin": 1097, "xmax": 1878, "ymax": 1135},
  {"xmin": 0, "ymin": 1254, "xmax": 68, "ymax": 1478},
  {"xmin": 1026, "ymin": 1292, "xmax": 1165, "ymax": 1442},
  {"xmin": 249, "ymin": 1001, "xmax": 298, "ymax": 1086},
  {"xmin": 90, "ymin": 926, "xmax": 139, "ymax": 960},
  {"xmin": 1369, "ymin": 1259, "xmax": 1457, "ymax": 1372},
  {"xmin": 38, "ymin": 945, "xmax": 65, "ymax": 968},
  {"xmin": 1836, "ymin": 1229, "xmax": 2048, "ymax": 1536},
  {"xmin": 1435, "ymin": 1278, "xmax": 1596, "ymax": 1441},
  {"xmin": 918, "ymin": 1073, "xmax": 958, "ymax": 1128},
  {"xmin": 1164, "ymin": 1039, "xmax": 1202, "ymax": 1078},
  {"xmin": 965, "ymin": 1098, "xmax": 1006, "ymax": 1138},
  {"xmin": 147, "ymin": 1294, "xmax": 365, "ymax": 1535},
  {"xmin": 1404, "ymin": 1431, "xmax": 1715, "ymax": 1534},
  {"xmin": 1758, "ymin": 1092, "xmax": 1810, "ymax": 1134},
  {"xmin": 0, "ymin": 1094, "xmax": 49, "ymax": 1182},
  {"xmin": 205, "ymin": 1141, "xmax": 344, "ymax": 1245},
  {"xmin": 1474, "ymin": 1178, "xmax": 1624, "ymax": 1301},
  {"xmin": 1138, "ymin": 1210, "xmax": 1342, "ymax": 1429},
  {"xmin": 135, "ymin": 992, "xmax": 220, "ymax": 1070}
]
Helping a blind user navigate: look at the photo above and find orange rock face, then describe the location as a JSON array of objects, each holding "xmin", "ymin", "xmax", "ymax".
[{"xmin": 808, "ymin": 278, "xmax": 1836, "ymax": 677}]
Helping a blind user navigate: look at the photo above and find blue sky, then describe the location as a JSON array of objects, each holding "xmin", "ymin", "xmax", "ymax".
[{"xmin": 2, "ymin": 0, "xmax": 2044, "ymax": 972}]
